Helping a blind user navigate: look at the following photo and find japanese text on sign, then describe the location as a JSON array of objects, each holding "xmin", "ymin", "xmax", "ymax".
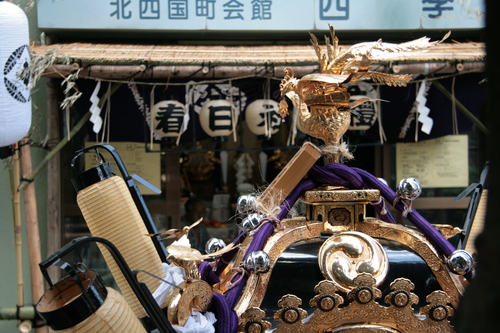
[
  {"xmin": 396, "ymin": 135, "xmax": 469, "ymax": 188},
  {"xmin": 38, "ymin": 0, "xmax": 484, "ymax": 31},
  {"xmin": 109, "ymin": 0, "xmax": 274, "ymax": 21}
]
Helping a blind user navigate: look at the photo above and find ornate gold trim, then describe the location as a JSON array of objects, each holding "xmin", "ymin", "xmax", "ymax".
[
  {"xmin": 357, "ymin": 218, "xmax": 467, "ymax": 309},
  {"xmin": 264, "ymin": 274, "xmax": 455, "ymax": 333},
  {"xmin": 233, "ymin": 217, "xmax": 465, "ymax": 316},
  {"xmin": 234, "ymin": 219, "xmax": 324, "ymax": 315},
  {"xmin": 166, "ymin": 279, "xmax": 212, "ymax": 327},
  {"xmin": 302, "ymin": 189, "xmax": 380, "ymax": 203}
]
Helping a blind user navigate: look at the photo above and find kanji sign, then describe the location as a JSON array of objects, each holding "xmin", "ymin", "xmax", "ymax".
[{"xmin": 38, "ymin": 0, "xmax": 484, "ymax": 32}]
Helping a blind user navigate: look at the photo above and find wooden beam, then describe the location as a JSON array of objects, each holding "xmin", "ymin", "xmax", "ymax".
[
  {"xmin": 164, "ymin": 152, "xmax": 181, "ymax": 230},
  {"xmin": 41, "ymin": 61, "xmax": 485, "ymax": 80},
  {"xmin": 411, "ymin": 196, "xmax": 470, "ymax": 210}
]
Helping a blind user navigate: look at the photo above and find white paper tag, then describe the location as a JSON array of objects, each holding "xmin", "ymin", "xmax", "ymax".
[
  {"xmin": 417, "ymin": 80, "xmax": 433, "ymax": 134},
  {"xmin": 89, "ymin": 80, "xmax": 103, "ymax": 133}
]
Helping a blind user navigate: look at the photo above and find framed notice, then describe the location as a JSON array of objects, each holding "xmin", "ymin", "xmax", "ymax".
[
  {"xmin": 396, "ymin": 135, "xmax": 468, "ymax": 188},
  {"xmin": 85, "ymin": 142, "xmax": 161, "ymax": 195}
]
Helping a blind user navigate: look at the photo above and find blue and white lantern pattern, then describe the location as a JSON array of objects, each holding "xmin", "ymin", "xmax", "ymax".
[
  {"xmin": 151, "ymin": 100, "xmax": 186, "ymax": 138},
  {"xmin": 0, "ymin": 1, "xmax": 31, "ymax": 147}
]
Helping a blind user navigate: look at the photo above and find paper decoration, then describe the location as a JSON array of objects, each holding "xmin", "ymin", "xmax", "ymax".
[
  {"xmin": 0, "ymin": 1, "xmax": 31, "ymax": 147},
  {"xmin": 190, "ymin": 83, "xmax": 246, "ymax": 116},
  {"xmin": 417, "ymin": 79, "xmax": 433, "ymax": 134},
  {"xmin": 245, "ymin": 99, "xmax": 282, "ymax": 137},
  {"xmin": 234, "ymin": 153, "xmax": 254, "ymax": 185},
  {"xmin": 151, "ymin": 100, "xmax": 186, "ymax": 138},
  {"xmin": 212, "ymin": 193, "xmax": 231, "ymax": 222},
  {"xmin": 128, "ymin": 81, "xmax": 157, "ymax": 140},
  {"xmin": 89, "ymin": 80, "xmax": 103, "ymax": 133},
  {"xmin": 259, "ymin": 151, "xmax": 268, "ymax": 181},
  {"xmin": 287, "ymin": 103, "xmax": 299, "ymax": 146}
]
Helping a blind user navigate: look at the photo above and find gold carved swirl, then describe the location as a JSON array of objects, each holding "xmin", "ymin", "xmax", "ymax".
[{"xmin": 318, "ymin": 231, "xmax": 389, "ymax": 292}]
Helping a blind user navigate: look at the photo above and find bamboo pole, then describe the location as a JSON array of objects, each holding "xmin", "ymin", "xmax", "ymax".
[
  {"xmin": 41, "ymin": 62, "xmax": 485, "ymax": 80},
  {"xmin": 19, "ymin": 82, "xmax": 122, "ymax": 190},
  {"xmin": 13, "ymin": 146, "xmax": 23, "ymax": 306},
  {"xmin": 44, "ymin": 64, "xmax": 321, "ymax": 80},
  {"xmin": 10, "ymin": 143, "xmax": 29, "ymax": 333},
  {"xmin": 432, "ymin": 80, "xmax": 490, "ymax": 136},
  {"xmin": 19, "ymin": 136, "xmax": 47, "ymax": 333},
  {"xmin": 0, "ymin": 304, "xmax": 34, "ymax": 332},
  {"xmin": 46, "ymin": 78, "xmax": 62, "ymax": 283},
  {"xmin": 0, "ymin": 306, "xmax": 36, "ymax": 320}
]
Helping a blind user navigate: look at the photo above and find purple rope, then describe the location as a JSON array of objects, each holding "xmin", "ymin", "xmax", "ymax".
[
  {"xmin": 214, "ymin": 230, "xmax": 246, "ymax": 275},
  {"xmin": 352, "ymin": 167, "xmax": 395, "ymax": 199},
  {"xmin": 308, "ymin": 165, "xmax": 351, "ymax": 188},
  {"xmin": 351, "ymin": 167, "xmax": 455, "ymax": 256},
  {"xmin": 277, "ymin": 179, "xmax": 317, "ymax": 220},
  {"xmin": 226, "ymin": 222, "xmax": 276, "ymax": 307},
  {"xmin": 208, "ymin": 179, "xmax": 316, "ymax": 280},
  {"xmin": 199, "ymin": 261, "xmax": 220, "ymax": 285},
  {"xmin": 281, "ymin": 163, "xmax": 455, "ymax": 256},
  {"xmin": 225, "ymin": 275, "xmax": 248, "ymax": 310},
  {"xmin": 211, "ymin": 291, "xmax": 238, "ymax": 333},
  {"xmin": 400, "ymin": 204, "xmax": 456, "ymax": 257},
  {"xmin": 197, "ymin": 230, "xmax": 249, "ymax": 333},
  {"xmin": 325, "ymin": 163, "xmax": 364, "ymax": 188},
  {"xmin": 320, "ymin": 164, "xmax": 456, "ymax": 256}
]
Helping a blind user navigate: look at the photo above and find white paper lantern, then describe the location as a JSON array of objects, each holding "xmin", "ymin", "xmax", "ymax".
[
  {"xmin": 199, "ymin": 99, "xmax": 239, "ymax": 137},
  {"xmin": 347, "ymin": 82, "xmax": 377, "ymax": 131},
  {"xmin": 0, "ymin": 1, "xmax": 31, "ymax": 147},
  {"xmin": 245, "ymin": 99, "xmax": 281, "ymax": 137},
  {"xmin": 151, "ymin": 100, "xmax": 186, "ymax": 138}
]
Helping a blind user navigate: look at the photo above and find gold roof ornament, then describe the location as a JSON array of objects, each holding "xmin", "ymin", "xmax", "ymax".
[{"xmin": 279, "ymin": 25, "xmax": 450, "ymax": 162}]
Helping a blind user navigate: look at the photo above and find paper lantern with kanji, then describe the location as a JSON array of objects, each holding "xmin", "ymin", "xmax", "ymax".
[
  {"xmin": 151, "ymin": 100, "xmax": 186, "ymax": 138},
  {"xmin": 0, "ymin": 1, "xmax": 31, "ymax": 147},
  {"xmin": 347, "ymin": 82, "xmax": 378, "ymax": 131},
  {"xmin": 199, "ymin": 99, "xmax": 239, "ymax": 137},
  {"xmin": 245, "ymin": 99, "xmax": 282, "ymax": 137}
]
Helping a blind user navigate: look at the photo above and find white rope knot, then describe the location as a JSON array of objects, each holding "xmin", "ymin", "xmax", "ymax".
[
  {"xmin": 264, "ymin": 215, "xmax": 285, "ymax": 229},
  {"xmin": 370, "ymin": 196, "xmax": 388, "ymax": 215},
  {"xmin": 320, "ymin": 142, "xmax": 354, "ymax": 161},
  {"xmin": 255, "ymin": 196, "xmax": 282, "ymax": 217},
  {"xmin": 393, "ymin": 197, "xmax": 413, "ymax": 217},
  {"xmin": 248, "ymin": 215, "xmax": 284, "ymax": 236},
  {"xmin": 225, "ymin": 264, "xmax": 247, "ymax": 290}
]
